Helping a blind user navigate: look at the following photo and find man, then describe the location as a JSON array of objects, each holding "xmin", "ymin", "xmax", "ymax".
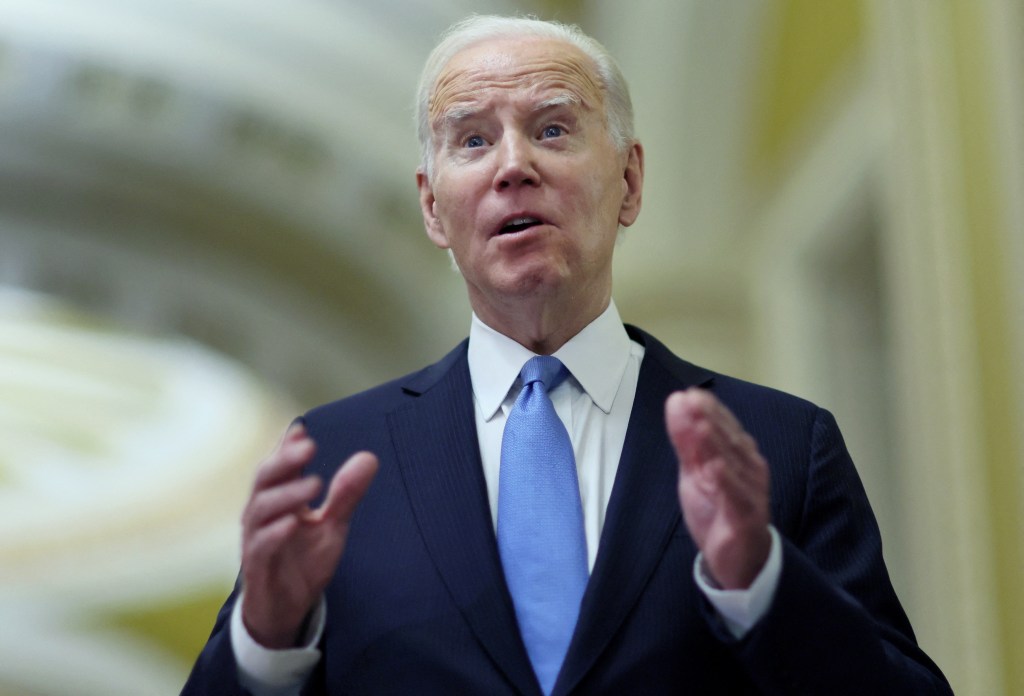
[{"xmin": 183, "ymin": 15, "xmax": 951, "ymax": 695}]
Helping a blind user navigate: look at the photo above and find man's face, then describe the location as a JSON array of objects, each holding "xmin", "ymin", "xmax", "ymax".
[{"xmin": 417, "ymin": 37, "xmax": 643, "ymax": 319}]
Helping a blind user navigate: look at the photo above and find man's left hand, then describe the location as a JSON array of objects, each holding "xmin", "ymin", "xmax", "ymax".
[{"xmin": 665, "ymin": 389, "xmax": 771, "ymax": 590}]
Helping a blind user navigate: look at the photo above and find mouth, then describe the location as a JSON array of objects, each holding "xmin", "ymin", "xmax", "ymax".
[{"xmin": 496, "ymin": 215, "xmax": 546, "ymax": 236}]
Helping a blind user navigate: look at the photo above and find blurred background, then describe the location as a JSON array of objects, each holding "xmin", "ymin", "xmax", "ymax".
[{"xmin": 0, "ymin": 0, "xmax": 1020, "ymax": 694}]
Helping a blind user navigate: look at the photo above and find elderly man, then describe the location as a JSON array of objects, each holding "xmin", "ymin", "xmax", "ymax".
[{"xmin": 183, "ymin": 15, "xmax": 950, "ymax": 696}]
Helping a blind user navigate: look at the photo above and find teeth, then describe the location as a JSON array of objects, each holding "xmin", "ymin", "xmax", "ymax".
[{"xmin": 498, "ymin": 216, "xmax": 543, "ymax": 234}]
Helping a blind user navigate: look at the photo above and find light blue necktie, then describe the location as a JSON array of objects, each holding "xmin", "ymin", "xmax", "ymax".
[{"xmin": 497, "ymin": 356, "xmax": 588, "ymax": 695}]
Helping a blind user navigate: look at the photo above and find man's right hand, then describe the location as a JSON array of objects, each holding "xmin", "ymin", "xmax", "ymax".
[{"xmin": 240, "ymin": 424, "xmax": 379, "ymax": 649}]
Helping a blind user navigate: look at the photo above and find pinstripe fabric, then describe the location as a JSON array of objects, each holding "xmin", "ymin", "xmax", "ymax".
[{"xmin": 183, "ymin": 326, "xmax": 951, "ymax": 696}]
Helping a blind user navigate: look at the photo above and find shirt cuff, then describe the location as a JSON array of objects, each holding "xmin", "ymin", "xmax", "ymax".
[
  {"xmin": 230, "ymin": 592, "xmax": 325, "ymax": 696},
  {"xmin": 693, "ymin": 525, "xmax": 782, "ymax": 639}
]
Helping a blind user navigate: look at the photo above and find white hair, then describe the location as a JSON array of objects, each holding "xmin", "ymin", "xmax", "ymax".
[{"xmin": 415, "ymin": 14, "xmax": 635, "ymax": 178}]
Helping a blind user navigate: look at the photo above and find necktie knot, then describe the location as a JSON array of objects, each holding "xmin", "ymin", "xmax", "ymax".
[{"xmin": 519, "ymin": 355, "xmax": 567, "ymax": 392}]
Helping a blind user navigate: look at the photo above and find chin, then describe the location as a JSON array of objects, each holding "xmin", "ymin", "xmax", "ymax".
[{"xmin": 509, "ymin": 276, "xmax": 577, "ymax": 305}]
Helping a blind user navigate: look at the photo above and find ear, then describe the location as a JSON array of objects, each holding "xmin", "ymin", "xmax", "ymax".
[
  {"xmin": 417, "ymin": 168, "xmax": 450, "ymax": 249},
  {"xmin": 617, "ymin": 141, "xmax": 644, "ymax": 228}
]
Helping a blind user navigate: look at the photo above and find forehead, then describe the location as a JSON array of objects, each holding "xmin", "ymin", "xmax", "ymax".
[{"xmin": 428, "ymin": 37, "xmax": 605, "ymax": 127}]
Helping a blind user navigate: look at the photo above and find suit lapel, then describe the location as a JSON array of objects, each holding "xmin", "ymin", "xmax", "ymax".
[
  {"xmin": 555, "ymin": 328, "xmax": 715, "ymax": 694},
  {"xmin": 387, "ymin": 344, "xmax": 541, "ymax": 696}
]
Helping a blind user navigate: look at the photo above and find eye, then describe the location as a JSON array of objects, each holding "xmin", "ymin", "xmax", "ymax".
[
  {"xmin": 541, "ymin": 125, "xmax": 565, "ymax": 139},
  {"xmin": 464, "ymin": 135, "xmax": 486, "ymax": 148}
]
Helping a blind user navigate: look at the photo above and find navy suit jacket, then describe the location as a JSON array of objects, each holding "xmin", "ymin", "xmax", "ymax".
[{"xmin": 183, "ymin": 326, "xmax": 951, "ymax": 695}]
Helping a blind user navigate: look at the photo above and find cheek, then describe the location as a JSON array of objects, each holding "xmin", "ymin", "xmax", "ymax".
[
  {"xmin": 572, "ymin": 176, "xmax": 621, "ymax": 224},
  {"xmin": 436, "ymin": 193, "xmax": 477, "ymax": 247}
]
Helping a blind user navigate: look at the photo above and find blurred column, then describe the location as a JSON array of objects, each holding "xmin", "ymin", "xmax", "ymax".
[{"xmin": 868, "ymin": 0, "xmax": 1024, "ymax": 693}]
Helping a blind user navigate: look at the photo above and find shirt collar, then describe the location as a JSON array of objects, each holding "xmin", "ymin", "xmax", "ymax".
[{"xmin": 468, "ymin": 300, "xmax": 633, "ymax": 420}]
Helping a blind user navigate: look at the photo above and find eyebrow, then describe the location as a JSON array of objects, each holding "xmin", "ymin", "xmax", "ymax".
[
  {"xmin": 440, "ymin": 106, "xmax": 480, "ymax": 133},
  {"xmin": 532, "ymin": 93, "xmax": 582, "ymax": 112},
  {"xmin": 439, "ymin": 93, "xmax": 584, "ymax": 134}
]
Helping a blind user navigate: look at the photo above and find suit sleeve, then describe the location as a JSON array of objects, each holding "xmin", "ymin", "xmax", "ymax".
[
  {"xmin": 180, "ymin": 585, "xmax": 327, "ymax": 696},
  {"xmin": 712, "ymin": 407, "xmax": 952, "ymax": 695}
]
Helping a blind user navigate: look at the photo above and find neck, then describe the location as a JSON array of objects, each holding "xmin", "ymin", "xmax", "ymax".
[{"xmin": 470, "ymin": 288, "xmax": 610, "ymax": 355}]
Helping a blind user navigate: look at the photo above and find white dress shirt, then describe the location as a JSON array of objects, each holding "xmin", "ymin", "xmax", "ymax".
[
  {"xmin": 467, "ymin": 301, "xmax": 641, "ymax": 571},
  {"xmin": 232, "ymin": 302, "xmax": 781, "ymax": 694}
]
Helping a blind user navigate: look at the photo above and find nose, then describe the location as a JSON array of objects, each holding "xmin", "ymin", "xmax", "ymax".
[{"xmin": 492, "ymin": 132, "xmax": 540, "ymax": 191}]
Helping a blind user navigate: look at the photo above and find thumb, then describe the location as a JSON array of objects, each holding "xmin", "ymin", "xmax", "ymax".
[
  {"xmin": 316, "ymin": 451, "xmax": 379, "ymax": 525},
  {"xmin": 665, "ymin": 390, "xmax": 700, "ymax": 474}
]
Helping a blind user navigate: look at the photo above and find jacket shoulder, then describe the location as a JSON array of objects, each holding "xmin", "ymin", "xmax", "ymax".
[
  {"xmin": 302, "ymin": 338, "xmax": 470, "ymax": 427},
  {"xmin": 629, "ymin": 323, "xmax": 821, "ymax": 421}
]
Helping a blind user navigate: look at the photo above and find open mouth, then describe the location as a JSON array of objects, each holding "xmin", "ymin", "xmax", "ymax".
[{"xmin": 498, "ymin": 216, "xmax": 544, "ymax": 235}]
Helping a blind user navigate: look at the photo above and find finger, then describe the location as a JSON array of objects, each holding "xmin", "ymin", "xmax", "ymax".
[
  {"xmin": 688, "ymin": 431, "xmax": 767, "ymax": 504},
  {"xmin": 252, "ymin": 425, "xmax": 317, "ymax": 493},
  {"xmin": 706, "ymin": 454, "xmax": 765, "ymax": 512},
  {"xmin": 695, "ymin": 415, "xmax": 758, "ymax": 470},
  {"xmin": 665, "ymin": 391, "xmax": 703, "ymax": 472},
  {"xmin": 243, "ymin": 512, "xmax": 301, "ymax": 573},
  {"xmin": 667, "ymin": 390, "xmax": 738, "ymax": 474},
  {"xmin": 687, "ymin": 419, "xmax": 769, "ymax": 512},
  {"xmin": 703, "ymin": 422, "xmax": 767, "ymax": 487},
  {"xmin": 244, "ymin": 475, "xmax": 323, "ymax": 532},
  {"xmin": 676, "ymin": 390, "xmax": 740, "ymax": 447},
  {"xmin": 311, "ymin": 451, "xmax": 379, "ymax": 525},
  {"xmin": 696, "ymin": 391, "xmax": 742, "ymax": 431},
  {"xmin": 672, "ymin": 389, "xmax": 765, "ymax": 472},
  {"xmin": 701, "ymin": 400, "xmax": 757, "ymax": 458},
  {"xmin": 672, "ymin": 388, "xmax": 743, "ymax": 437}
]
